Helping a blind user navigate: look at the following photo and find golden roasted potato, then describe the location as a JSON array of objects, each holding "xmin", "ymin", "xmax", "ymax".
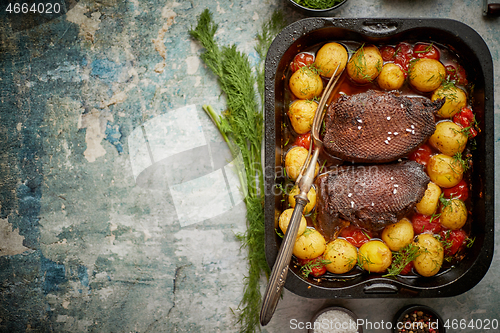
[
  {"xmin": 324, "ymin": 239, "xmax": 358, "ymax": 274},
  {"xmin": 285, "ymin": 146, "xmax": 319, "ymax": 181},
  {"xmin": 278, "ymin": 208, "xmax": 307, "ymax": 237},
  {"xmin": 440, "ymin": 198, "xmax": 468, "ymax": 230},
  {"xmin": 377, "ymin": 63, "xmax": 405, "ymax": 90},
  {"xmin": 415, "ymin": 182, "xmax": 442, "ymax": 216},
  {"xmin": 315, "ymin": 42, "xmax": 348, "ymax": 78},
  {"xmin": 287, "ymin": 100, "xmax": 318, "ymax": 134},
  {"xmin": 408, "ymin": 58, "xmax": 446, "ymax": 92},
  {"xmin": 381, "ymin": 218, "xmax": 414, "ymax": 252},
  {"xmin": 413, "ymin": 234, "xmax": 444, "ymax": 277},
  {"xmin": 288, "ymin": 185, "xmax": 317, "ymax": 215},
  {"xmin": 289, "ymin": 66, "xmax": 323, "ymax": 100},
  {"xmin": 431, "ymin": 84, "xmax": 467, "ymax": 118},
  {"xmin": 427, "ymin": 154, "xmax": 464, "ymax": 188},
  {"xmin": 428, "ymin": 121, "xmax": 468, "ymax": 156},
  {"xmin": 293, "ymin": 228, "xmax": 327, "ymax": 260},
  {"xmin": 358, "ymin": 240, "xmax": 392, "ymax": 273},
  {"xmin": 347, "ymin": 45, "xmax": 383, "ymax": 84}
]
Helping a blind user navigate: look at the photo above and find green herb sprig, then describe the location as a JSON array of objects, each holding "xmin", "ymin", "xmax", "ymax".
[
  {"xmin": 190, "ymin": 9, "xmax": 286, "ymax": 333},
  {"xmin": 383, "ymin": 243, "xmax": 422, "ymax": 277},
  {"xmin": 293, "ymin": 0, "xmax": 344, "ymax": 10},
  {"xmin": 300, "ymin": 258, "xmax": 331, "ymax": 277}
]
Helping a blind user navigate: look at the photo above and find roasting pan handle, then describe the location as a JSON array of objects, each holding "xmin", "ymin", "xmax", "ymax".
[
  {"xmin": 363, "ymin": 283, "xmax": 399, "ymax": 294},
  {"xmin": 359, "ymin": 20, "xmax": 400, "ymax": 36}
]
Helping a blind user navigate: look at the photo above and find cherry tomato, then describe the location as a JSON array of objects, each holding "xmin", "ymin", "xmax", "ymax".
[
  {"xmin": 380, "ymin": 45, "xmax": 396, "ymax": 61},
  {"xmin": 443, "ymin": 179, "xmax": 469, "ymax": 201},
  {"xmin": 445, "ymin": 63, "xmax": 468, "ymax": 85},
  {"xmin": 413, "ymin": 43, "xmax": 440, "ymax": 60},
  {"xmin": 393, "ymin": 42, "xmax": 413, "ymax": 75},
  {"xmin": 290, "ymin": 52, "xmax": 315, "ymax": 72},
  {"xmin": 440, "ymin": 229, "xmax": 467, "ymax": 256},
  {"xmin": 298, "ymin": 256, "xmax": 327, "ymax": 277},
  {"xmin": 412, "ymin": 213, "xmax": 442, "ymax": 235},
  {"xmin": 339, "ymin": 225, "xmax": 372, "ymax": 248},
  {"xmin": 400, "ymin": 261, "xmax": 414, "ymax": 275},
  {"xmin": 294, "ymin": 133, "xmax": 312, "ymax": 150},
  {"xmin": 408, "ymin": 143, "xmax": 433, "ymax": 166},
  {"xmin": 453, "ymin": 107, "xmax": 478, "ymax": 138}
]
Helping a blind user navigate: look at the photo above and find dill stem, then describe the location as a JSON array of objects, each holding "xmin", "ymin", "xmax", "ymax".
[
  {"xmin": 202, "ymin": 105, "xmax": 231, "ymax": 148},
  {"xmin": 202, "ymin": 104, "xmax": 250, "ymax": 201},
  {"xmin": 192, "ymin": 9, "xmax": 284, "ymax": 332}
]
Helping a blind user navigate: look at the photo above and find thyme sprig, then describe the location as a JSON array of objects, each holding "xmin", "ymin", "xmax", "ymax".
[
  {"xmin": 190, "ymin": 10, "xmax": 286, "ymax": 333},
  {"xmin": 383, "ymin": 243, "xmax": 422, "ymax": 277},
  {"xmin": 300, "ymin": 258, "xmax": 331, "ymax": 278}
]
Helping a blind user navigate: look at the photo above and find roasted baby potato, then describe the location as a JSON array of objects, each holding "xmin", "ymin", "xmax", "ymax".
[
  {"xmin": 381, "ymin": 218, "xmax": 414, "ymax": 252},
  {"xmin": 427, "ymin": 154, "xmax": 464, "ymax": 188},
  {"xmin": 347, "ymin": 45, "xmax": 383, "ymax": 84},
  {"xmin": 358, "ymin": 240, "xmax": 392, "ymax": 273},
  {"xmin": 288, "ymin": 185, "xmax": 317, "ymax": 215},
  {"xmin": 408, "ymin": 58, "xmax": 446, "ymax": 92},
  {"xmin": 415, "ymin": 182, "xmax": 442, "ymax": 216},
  {"xmin": 324, "ymin": 239, "xmax": 358, "ymax": 274},
  {"xmin": 377, "ymin": 63, "xmax": 405, "ymax": 91},
  {"xmin": 440, "ymin": 198, "xmax": 468, "ymax": 230},
  {"xmin": 293, "ymin": 228, "xmax": 327, "ymax": 260},
  {"xmin": 289, "ymin": 66, "xmax": 323, "ymax": 100},
  {"xmin": 278, "ymin": 208, "xmax": 307, "ymax": 237},
  {"xmin": 428, "ymin": 121, "xmax": 468, "ymax": 156},
  {"xmin": 287, "ymin": 100, "xmax": 318, "ymax": 134},
  {"xmin": 285, "ymin": 146, "xmax": 319, "ymax": 181},
  {"xmin": 431, "ymin": 84, "xmax": 467, "ymax": 118},
  {"xmin": 315, "ymin": 42, "xmax": 348, "ymax": 78},
  {"xmin": 413, "ymin": 234, "xmax": 444, "ymax": 277}
]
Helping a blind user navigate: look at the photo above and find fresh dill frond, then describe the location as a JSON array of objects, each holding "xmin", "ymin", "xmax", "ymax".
[
  {"xmin": 255, "ymin": 11, "xmax": 287, "ymax": 113},
  {"xmin": 191, "ymin": 9, "xmax": 287, "ymax": 333}
]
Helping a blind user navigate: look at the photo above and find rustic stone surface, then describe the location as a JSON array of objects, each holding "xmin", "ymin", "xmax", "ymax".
[{"xmin": 0, "ymin": 0, "xmax": 499, "ymax": 332}]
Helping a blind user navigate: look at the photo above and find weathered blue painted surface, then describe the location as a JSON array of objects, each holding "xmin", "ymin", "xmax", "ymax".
[{"xmin": 0, "ymin": 0, "xmax": 499, "ymax": 332}]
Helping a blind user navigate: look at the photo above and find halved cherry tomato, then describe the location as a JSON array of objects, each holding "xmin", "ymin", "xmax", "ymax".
[
  {"xmin": 393, "ymin": 42, "xmax": 413, "ymax": 75},
  {"xmin": 290, "ymin": 52, "xmax": 315, "ymax": 72},
  {"xmin": 453, "ymin": 107, "xmax": 478, "ymax": 138},
  {"xmin": 443, "ymin": 179, "xmax": 469, "ymax": 201},
  {"xmin": 413, "ymin": 43, "xmax": 440, "ymax": 60},
  {"xmin": 440, "ymin": 229, "xmax": 467, "ymax": 256},
  {"xmin": 294, "ymin": 133, "xmax": 312, "ymax": 150},
  {"xmin": 400, "ymin": 261, "xmax": 414, "ymax": 275},
  {"xmin": 408, "ymin": 143, "xmax": 433, "ymax": 166},
  {"xmin": 412, "ymin": 213, "xmax": 442, "ymax": 235},
  {"xmin": 380, "ymin": 45, "xmax": 396, "ymax": 61},
  {"xmin": 339, "ymin": 225, "xmax": 372, "ymax": 248},
  {"xmin": 298, "ymin": 256, "xmax": 328, "ymax": 277},
  {"xmin": 445, "ymin": 63, "xmax": 468, "ymax": 85}
]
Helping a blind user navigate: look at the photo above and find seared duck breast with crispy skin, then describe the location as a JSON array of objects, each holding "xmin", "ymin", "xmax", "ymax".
[
  {"xmin": 315, "ymin": 160, "xmax": 430, "ymax": 238},
  {"xmin": 323, "ymin": 90, "xmax": 444, "ymax": 163}
]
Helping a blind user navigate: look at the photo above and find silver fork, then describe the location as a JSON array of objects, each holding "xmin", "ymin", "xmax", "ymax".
[{"xmin": 260, "ymin": 64, "xmax": 345, "ymax": 326}]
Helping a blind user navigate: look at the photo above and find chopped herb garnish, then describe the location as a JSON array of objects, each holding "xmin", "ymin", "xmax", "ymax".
[
  {"xmin": 300, "ymin": 258, "xmax": 331, "ymax": 277},
  {"xmin": 292, "ymin": 0, "xmax": 344, "ymax": 10},
  {"xmin": 383, "ymin": 243, "xmax": 422, "ymax": 277}
]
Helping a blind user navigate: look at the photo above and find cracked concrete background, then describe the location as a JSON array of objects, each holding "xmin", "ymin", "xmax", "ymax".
[{"xmin": 0, "ymin": 0, "xmax": 499, "ymax": 332}]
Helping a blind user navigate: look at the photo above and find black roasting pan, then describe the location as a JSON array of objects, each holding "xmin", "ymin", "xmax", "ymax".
[{"xmin": 264, "ymin": 18, "xmax": 494, "ymax": 298}]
